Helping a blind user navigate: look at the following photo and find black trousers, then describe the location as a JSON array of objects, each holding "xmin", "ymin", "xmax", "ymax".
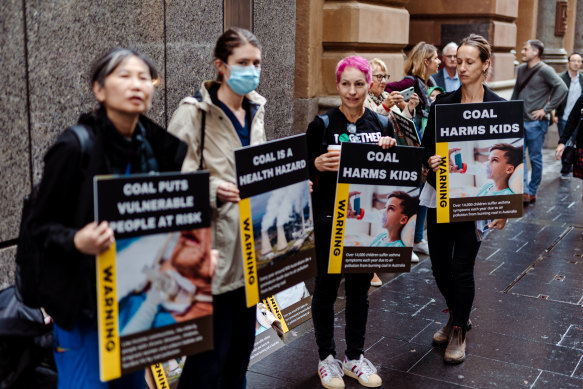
[
  {"xmin": 177, "ymin": 287, "xmax": 256, "ymax": 389},
  {"xmin": 311, "ymin": 218, "xmax": 373, "ymax": 361},
  {"xmin": 426, "ymin": 208, "xmax": 481, "ymax": 330}
]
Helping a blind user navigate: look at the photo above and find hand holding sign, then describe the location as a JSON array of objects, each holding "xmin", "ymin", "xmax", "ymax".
[
  {"xmin": 74, "ymin": 221, "xmax": 115, "ymax": 255},
  {"xmin": 217, "ymin": 181, "xmax": 241, "ymax": 203},
  {"xmin": 377, "ymin": 136, "xmax": 397, "ymax": 149}
]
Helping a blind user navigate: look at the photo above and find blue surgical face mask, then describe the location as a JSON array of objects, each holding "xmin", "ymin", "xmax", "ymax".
[{"xmin": 226, "ymin": 64, "xmax": 261, "ymax": 96}]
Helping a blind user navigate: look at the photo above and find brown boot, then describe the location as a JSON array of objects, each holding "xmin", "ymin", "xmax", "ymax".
[
  {"xmin": 444, "ymin": 326, "xmax": 466, "ymax": 364},
  {"xmin": 432, "ymin": 314, "xmax": 452, "ymax": 346}
]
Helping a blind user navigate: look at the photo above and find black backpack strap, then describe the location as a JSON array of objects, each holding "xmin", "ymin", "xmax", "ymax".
[
  {"xmin": 372, "ymin": 112, "xmax": 393, "ymax": 137},
  {"xmin": 192, "ymin": 90, "xmax": 207, "ymax": 171},
  {"xmin": 317, "ymin": 112, "xmax": 330, "ymax": 148},
  {"xmin": 199, "ymin": 110, "xmax": 206, "ymax": 170},
  {"xmin": 70, "ymin": 125, "xmax": 91, "ymax": 154},
  {"xmin": 69, "ymin": 124, "xmax": 93, "ymax": 168}
]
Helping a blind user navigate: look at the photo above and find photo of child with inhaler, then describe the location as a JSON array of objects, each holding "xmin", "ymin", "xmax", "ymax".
[
  {"xmin": 448, "ymin": 141, "xmax": 523, "ymax": 197},
  {"xmin": 346, "ymin": 189, "xmax": 419, "ymax": 247}
]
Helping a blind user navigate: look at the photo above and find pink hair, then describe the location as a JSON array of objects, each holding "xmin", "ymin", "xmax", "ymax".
[{"xmin": 335, "ymin": 55, "xmax": 372, "ymax": 84}]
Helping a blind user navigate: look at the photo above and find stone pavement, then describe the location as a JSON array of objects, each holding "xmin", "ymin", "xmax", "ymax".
[{"xmin": 247, "ymin": 149, "xmax": 583, "ymax": 388}]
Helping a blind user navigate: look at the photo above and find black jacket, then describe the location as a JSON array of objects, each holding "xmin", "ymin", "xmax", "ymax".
[
  {"xmin": 306, "ymin": 107, "xmax": 394, "ymax": 216},
  {"xmin": 31, "ymin": 108, "xmax": 187, "ymax": 330},
  {"xmin": 559, "ymin": 94, "xmax": 583, "ymax": 148},
  {"xmin": 555, "ymin": 71, "xmax": 583, "ymax": 120},
  {"xmin": 421, "ymin": 85, "xmax": 505, "ymax": 189}
]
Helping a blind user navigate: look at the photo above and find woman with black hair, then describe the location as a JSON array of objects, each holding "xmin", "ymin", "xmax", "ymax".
[{"xmin": 31, "ymin": 48, "xmax": 186, "ymax": 388}]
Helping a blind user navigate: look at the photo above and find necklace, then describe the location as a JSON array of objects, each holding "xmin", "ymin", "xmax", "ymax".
[{"xmin": 369, "ymin": 92, "xmax": 383, "ymax": 106}]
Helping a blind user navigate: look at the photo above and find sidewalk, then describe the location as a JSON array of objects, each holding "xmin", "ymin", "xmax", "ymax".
[{"xmin": 247, "ymin": 149, "xmax": 583, "ymax": 388}]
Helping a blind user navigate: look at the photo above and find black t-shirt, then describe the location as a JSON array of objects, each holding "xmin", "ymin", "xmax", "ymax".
[{"xmin": 306, "ymin": 107, "xmax": 394, "ymax": 216}]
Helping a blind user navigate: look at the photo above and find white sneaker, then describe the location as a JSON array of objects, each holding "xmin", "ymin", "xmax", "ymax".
[
  {"xmin": 411, "ymin": 251, "xmax": 419, "ymax": 263},
  {"xmin": 318, "ymin": 355, "xmax": 345, "ymax": 388},
  {"xmin": 342, "ymin": 355, "xmax": 382, "ymax": 387},
  {"xmin": 413, "ymin": 239, "xmax": 430, "ymax": 255}
]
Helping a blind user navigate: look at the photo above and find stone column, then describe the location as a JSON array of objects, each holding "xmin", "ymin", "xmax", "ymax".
[
  {"xmin": 574, "ymin": 0, "xmax": 583, "ymax": 53},
  {"xmin": 536, "ymin": 0, "xmax": 568, "ymax": 71}
]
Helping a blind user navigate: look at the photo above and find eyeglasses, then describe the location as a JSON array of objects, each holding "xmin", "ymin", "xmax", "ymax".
[
  {"xmin": 444, "ymin": 55, "xmax": 456, "ymax": 59},
  {"xmin": 373, "ymin": 74, "xmax": 390, "ymax": 81}
]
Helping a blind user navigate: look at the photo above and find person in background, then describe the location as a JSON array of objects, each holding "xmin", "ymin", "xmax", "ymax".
[
  {"xmin": 307, "ymin": 55, "xmax": 396, "ymax": 389},
  {"xmin": 385, "ymin": 43, "xmax": 440, "ymax": 259},
  {"xmin": 168, "ymin": 27, "xmax": 266, "ymax": 389},
  {"xmin": 431, "ymin": 42, "xmax": 461, "ymax": 92},
  {"xmin": 384, "ymin": 41, "xmax": 440, "ymax": 135},
  {"xmin": 30, "ymin": 48, "xmax": 186, "ymax": 389},
  {"xmin": 364, "ymin": 57, "xmax": 419, "ymax": 119},
  {"xmin": 422, "ymin": 34, "xmax": 508, "ymax": 364},
  {"xmin": 554, "ymin": 52, "xmax": 582, "ymax": 180},
  {"xmin": 365, "ymin": 57, "xmax": 420, "ymax": 286},
  {"xmin": 511, "ymin": 39, "xmax": 567, "ymax": 204},
  {"xmin": 428, "ymin": 86, "xmax": 445, "ymax": 103},
  {"xmin": 555, "ymin": 93, "xmax": 583, "ymax": 200}
]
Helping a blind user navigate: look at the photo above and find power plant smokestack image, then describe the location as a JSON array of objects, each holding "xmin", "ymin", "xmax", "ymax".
[
  {"xmin": 259, "ymin": 182, "xmax": 311, "ymax": 258},
  {"xmin": 276, "ymin": 225, "xmax": 288, "ymax": 252},
  {"xmin": 261, "ymin": 230, "xmax": 272, "ymax": 256}
]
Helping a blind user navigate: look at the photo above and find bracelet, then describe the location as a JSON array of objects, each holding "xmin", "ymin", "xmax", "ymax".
[{"xmin": 382, "ymin": 103, "xmax": 390, "ymax": 112}]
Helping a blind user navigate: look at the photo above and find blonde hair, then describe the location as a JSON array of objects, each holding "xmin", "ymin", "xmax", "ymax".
[
  {"xmin": 404, "ymin": 42, "xmax": 438, "ymax": 82},
  {"xmin": 369, "ymin": 58, "xmax": 388, "ymax": 74}
]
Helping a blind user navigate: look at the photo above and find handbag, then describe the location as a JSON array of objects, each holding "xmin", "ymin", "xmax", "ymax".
[{"xmin": 562, "ymin": 139, "xmax": 577, "ymax": 165}]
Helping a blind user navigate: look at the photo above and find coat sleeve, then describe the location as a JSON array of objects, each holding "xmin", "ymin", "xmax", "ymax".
[
  {"xmin": 30, "ymin": 131, "xmax": 85, "ymax": 260},
  {"xmin": 168, "ymin": 103, "xmax": 225, "ymax": 209},
  {"xmin": 385, "ymin": 77, "xmax": 414, "ymax": 93},
  {"xmin": 559, "ymin": 95, "xmax": 583, "ymax": 144}
]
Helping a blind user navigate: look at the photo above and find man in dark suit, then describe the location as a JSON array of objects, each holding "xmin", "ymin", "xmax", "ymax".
[
  {"xmin": 554, "ymin": 52, "xmax": 582, "ymax": 179},
  {"xmin": 431, "ymin": 42, "xmax": 460, "ymax": 92}
]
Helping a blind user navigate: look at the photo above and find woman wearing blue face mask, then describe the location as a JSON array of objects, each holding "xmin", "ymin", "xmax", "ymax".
[{"xmin": 168, "ymin": 27, "xmax": 266, "ymax": 389}]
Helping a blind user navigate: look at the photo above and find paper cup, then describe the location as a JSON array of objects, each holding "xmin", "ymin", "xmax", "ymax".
[{"xmin": 327, "ymin": 145, "xmax": 341, "ymax": 154}]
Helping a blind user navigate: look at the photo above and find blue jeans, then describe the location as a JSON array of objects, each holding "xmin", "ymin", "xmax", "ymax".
[
  {"xmin": 53, "ymin": 318, "xmax": 143, "ymax": 389},
  {"xmin": 523, "ymin": 120, "xmax": 549, "ymax": 195},
  {"xmin": 557, "ymin": 118, "xmax": 576, "ymax": 174}
]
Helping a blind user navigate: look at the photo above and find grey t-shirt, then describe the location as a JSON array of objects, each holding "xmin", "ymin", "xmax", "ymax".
[{"xmin": 511, "ymin": 62, "xmax": 568, "ymax": 121}]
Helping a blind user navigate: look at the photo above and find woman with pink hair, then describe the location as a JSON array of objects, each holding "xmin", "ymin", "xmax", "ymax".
[{"xmin": 306, "ymin": 55, "xmax": 396, "ymax": 388}]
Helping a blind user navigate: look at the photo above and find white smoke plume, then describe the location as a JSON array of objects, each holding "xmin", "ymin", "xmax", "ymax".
[{"xmin": 261, "ymin": 182, "xmax": 309, "ymax": 232}]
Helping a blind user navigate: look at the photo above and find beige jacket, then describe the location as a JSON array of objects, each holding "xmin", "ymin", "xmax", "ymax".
[{"xmin": 168, "ymin": 81, "xmax": 266, "ymax": 295}]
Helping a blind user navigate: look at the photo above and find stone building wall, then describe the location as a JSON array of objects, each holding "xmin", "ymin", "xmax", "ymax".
[{"xmin": 0, "ymin": 0, "xmax": 296, "ymax": 289}]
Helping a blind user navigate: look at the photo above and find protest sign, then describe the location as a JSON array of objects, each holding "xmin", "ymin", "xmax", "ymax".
[
  {"xmin": 250, "ymin": 281, "xmax": 311, "ymax": 365},
  {"xmin": 94, "ymin": 172, "xmax": 212, "ymax": 381},
  {"xmin": 328, "ymin": 143, "xmax": 424, "ymax": 274},
  {"xmin": 235, "ymin": 134, "xmax": 316, "ymax": 308},
  {"xmin": 434, "ymin": 101, "xmax": 524, "ymax": 227},
  {"xmin": 268, "ymin": 281, "xmax": 312, "ymax": 331},
  {"xmin": 390, "ymin": 110, "xmax": 420, "ymax": 147}
]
